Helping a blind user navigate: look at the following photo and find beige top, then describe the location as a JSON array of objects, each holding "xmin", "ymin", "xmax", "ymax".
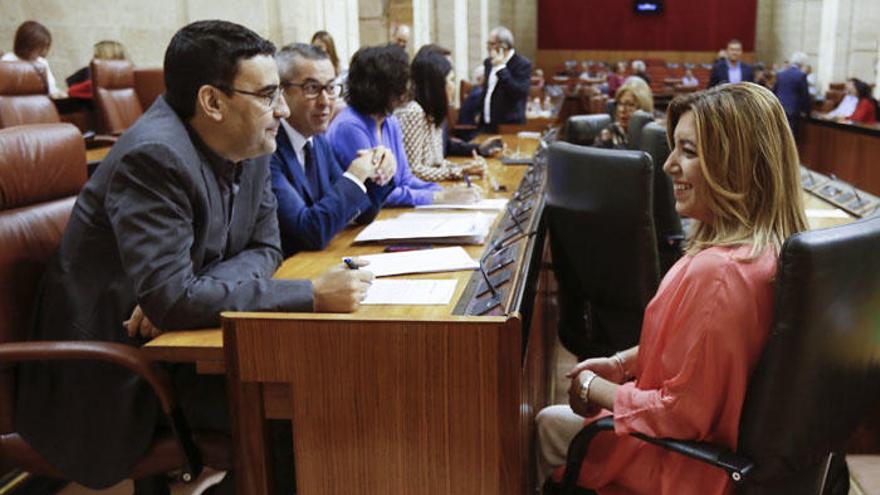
[{"xmin": 394, "ymin": 100, "xmax": 468, "ymax": 181}]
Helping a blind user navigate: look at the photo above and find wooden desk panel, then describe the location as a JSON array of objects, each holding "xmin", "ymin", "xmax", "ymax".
[{"xmin": 798, "ymin": 117, "xmax": 880, "ymax": 196}]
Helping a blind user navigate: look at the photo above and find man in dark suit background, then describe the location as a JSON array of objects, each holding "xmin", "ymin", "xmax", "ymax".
[
  {"xmin": 271, "ymin": 43, "xmax": 395, "ymax": 256},
  {"xmin": 479, "ymin": 26, "xmax": 532, "ymax": 131},
  {"xmin": 709, "ymin": 39, "xmax": 754, "ymax": 87},
  {"xmin": 773, "ymin": 51, "xmax": 811, "ymax": 136},
  {"xmin": 16, "ymin": 21, "xmax": 372, "ymax": 493}
]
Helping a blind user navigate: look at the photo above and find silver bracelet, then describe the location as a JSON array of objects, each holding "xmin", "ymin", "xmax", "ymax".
[
  {"xmin": 612, "ymin": 352, "xmax": 632, "ymax": 380},
  {"xmin": 578, "ymin": 371, "xmax": 598, "ymax": 403}
]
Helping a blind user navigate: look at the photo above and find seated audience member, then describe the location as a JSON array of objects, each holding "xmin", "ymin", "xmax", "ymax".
[
  {"xmin": 2, "ymin": 20, "xmax": 65, "ymax": 97},
  {"xmin": 680, "ymin": 68, "xmax": 699, "ymax": 88},
  {"xmin": 480, "ymin": 26, "xmax": 532, "ymax": 131},
  {"xmin": 394, "ymin": 47, "xmax": 487, "ymax": 181},
  {"xmin": 709, "ymin": 39, "xmax": 754, "ymax": 87},
  {"xmin": 773, "ymin": 52, "xmax": 811, "ymax": 134},
  {"xmin": 66, "ymin": 40, "xmax": 127, "ymax": 99},
  {"xmin": 845, "ymin": 78, "xmax": 878, "ymax": 124},
  {"xmin": 536, "ymin": 82, "xmax": 808, "ymax": 494},
  {"xmin": 606, "ymin": 61, "xmax": 627, "ymax": 96},
  {"xmin": 271, "ymin": 43, "xmax": 396, "ymax": 256},
  {"xmin": 327, "ymin": 44, "xmax": 480, "ymax": 206},
  {"xmin": 311, "ymin": 30, "xmax": 343, "ymax": 77},
  {"xmin": 630, "ymin": 60, "xmax": 651, "ymax": 86},
  {"xmin": 16, "ymin": 21, "xmax": 372, "ymax": 493},
  {"xmin": 822, "ymin": 78, "xmax": 859, "ymax": 119},
  {"xmin": 595, "ymin": 76, "xmax": 654, "ymax": 149}
]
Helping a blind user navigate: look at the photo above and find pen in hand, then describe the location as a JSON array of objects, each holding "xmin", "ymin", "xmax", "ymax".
[
  {"xmin": 463, "ymin": 174, "xmax": 472, "ymax": 188},
  {"xmin": 343, "ymin": 257, "xmax": 359, "ymax": 270}
]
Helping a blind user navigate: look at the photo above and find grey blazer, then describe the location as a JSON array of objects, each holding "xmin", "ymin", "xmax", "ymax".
[{"xmin": 16, "ymin": 96, "xmax": 313, "ymax": 488}]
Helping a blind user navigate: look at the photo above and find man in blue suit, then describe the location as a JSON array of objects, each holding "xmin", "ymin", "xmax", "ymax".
[
  {"xmin": 271, "ymin": 43, "xmax": 396, "ymax": 256},
  {"xmin": 773, "ymin": 52, "xmax": 811, "ymax": 136},
  {"xmin": 708, "ymin": 39, "xmax": 754, "ymax": 87}
]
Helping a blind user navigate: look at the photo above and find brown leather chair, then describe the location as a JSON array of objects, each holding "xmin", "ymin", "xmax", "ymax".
[
  {"xmin": 0, "ymin": 124, "xmax": 229, "ymax": 493},
  {"xmin": 134, "ymin": 67, "xmax": 165, "ymax": 112},
  {"xmin": 92, "ymin": 59, "xmax": 143, "ymax": 135},
  {"xmin": 0, "ymin": 61, "xmax": 61, "ymax": 128}
]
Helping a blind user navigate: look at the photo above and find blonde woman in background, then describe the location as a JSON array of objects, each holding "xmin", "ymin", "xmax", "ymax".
[
  {"xmin": 538, "ymin": 83, "xmax": 807, "ymax": 495},
  {"xmin": 595, "ymin": 76, "xmax": 654, "ymax": 149},
  {"xmin": 66, "ymin": 40, "xmax": 128, "ymax": 97},
  {"xmin": 311, "ymin": 31, "xmax": 342, "ymax": 76}
]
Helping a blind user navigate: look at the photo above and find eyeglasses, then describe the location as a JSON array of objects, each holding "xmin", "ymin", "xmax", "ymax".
[
  {"xmin": 221, "ymin": 85, "xmax": 284, "ymax": 109},
  {"xmin": 283, "ymin": 80, "xmax": 343, "ymax": 99}
]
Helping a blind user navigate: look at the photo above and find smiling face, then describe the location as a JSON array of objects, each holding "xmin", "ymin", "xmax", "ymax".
[
  {"xmin": 663, "ymin": 111, "xmax": 712, "ymax": 223},
  {"xmin": 283, "ymin": 57, "xmax": 337, "ymax": 137}
]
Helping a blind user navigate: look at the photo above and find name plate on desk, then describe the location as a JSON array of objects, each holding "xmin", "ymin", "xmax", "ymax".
[{"xmin": 801, "ymin": 166, "xmax": 880, "ymax": 218}]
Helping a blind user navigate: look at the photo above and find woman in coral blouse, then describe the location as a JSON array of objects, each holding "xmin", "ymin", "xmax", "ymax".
[{"xmin": 537, "ymin": 82, "xmax": 808, "ymax": 495}]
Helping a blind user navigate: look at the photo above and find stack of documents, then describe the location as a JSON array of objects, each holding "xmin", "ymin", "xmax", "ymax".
[
  {"xmin": 362, "ymin": 279, "xmax": 458, "ymax": 305},
  {"xmin": 354, "ymin": 212, "xmax": 496, "ymax": 244},
  {"xmin": 347, "ymin": 246, "xmax": 478, "ymax": 277},
  {"xmin": 415, "ymin": 199, "xmax": 508, "ymax": 211}
]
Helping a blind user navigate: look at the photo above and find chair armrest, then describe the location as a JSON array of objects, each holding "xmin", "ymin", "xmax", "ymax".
[
  {"xmin": 0, "ymin": 341, "xmax": 203, "ymax": 482},
  {"xmin": 629, "ymin": 431, "xmax": 754, "ymax": 484},
  {"xmin": 84, "ymin": 133, "xmax": 117, "ymax": 149}
]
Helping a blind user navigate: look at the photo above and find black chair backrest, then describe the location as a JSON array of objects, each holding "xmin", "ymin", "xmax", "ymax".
[
  {"xmin": 547, "ymin": 142, "xmax": 661, "ymax": 356},
  {"xmin": 638, "ymin": 122, "xmax": 684, "ymax": 274},
  {"xmin": 626, "ymin": 110, "xmax": 654, "ymax": 150},
  {"xmin": 738, "ymin": 216, "xmax": 880, "ymax": 493},
  {"xmin": 563, "ymin": 114, "xmax": 611, "ymax": 146}
]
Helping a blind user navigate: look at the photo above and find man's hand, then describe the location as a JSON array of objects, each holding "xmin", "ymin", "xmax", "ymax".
[
  {"xmin": 123, "ymin": 305, "xmax": 163, "ymax": 339},
  {"xmin": 477, "ymin": 136, "xmax": 504, "ymax": 157},
  {"xmin": 313, "ymin": 260, "xmax": 374, "ymax": 312},
  {"xmin": 348, "ymin": 150, "xmax": 375, "ymax": 183},
  {"xmin": 433, "ymin": 184, "xmax": 482, "ymax": 204},
  {"xmin": 490, "ymin": 47, "xmax": 507, "ymax": 67},
  {"xmin": 372, "ymin": 146, "xmax": 397, "ymax": 185}
]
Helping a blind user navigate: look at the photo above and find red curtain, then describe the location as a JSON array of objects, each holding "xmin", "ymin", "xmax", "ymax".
[{"xmin": 538, "ymin": 0, "xmax": 757, "ymax": 51}]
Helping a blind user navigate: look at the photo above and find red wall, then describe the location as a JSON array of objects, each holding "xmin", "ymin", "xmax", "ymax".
[{"xmin": 538, "ymin": 0, "xmax": 757, "ymax": 51}]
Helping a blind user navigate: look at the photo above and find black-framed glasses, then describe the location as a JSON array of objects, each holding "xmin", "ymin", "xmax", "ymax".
[
  {"xmin": 283, "ymin": 80, "xmax": 343, "ymax": 99},
  {"xmin": 221, "ymin": 85, "xmax": 284, "ymax": 109}
]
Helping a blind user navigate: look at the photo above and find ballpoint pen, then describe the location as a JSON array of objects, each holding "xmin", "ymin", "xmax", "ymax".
[{"xmin": 343, "ymin": 257, "xmax": 358, "ymax": 270}]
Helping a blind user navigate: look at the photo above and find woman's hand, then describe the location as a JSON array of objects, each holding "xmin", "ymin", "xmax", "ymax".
[
  {"xmin": 565, "ymin": 357, "xmax": 627, "ymax": 384},
  {"xmin": 568, "ymin": 371, "xmax": 602, "ymax": 417}
]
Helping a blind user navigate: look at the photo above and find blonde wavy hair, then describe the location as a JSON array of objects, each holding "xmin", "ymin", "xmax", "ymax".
[
  {"xmin": 666, "ymin": 82, "xmax": 807, "ymax": 257},
  {"xmin": 93, "ymin": 40, "xmax": 126, "ymax": 60},
  {"xmin": 616, "ymin": 76, "xmax": 654, "ymax": 112}
]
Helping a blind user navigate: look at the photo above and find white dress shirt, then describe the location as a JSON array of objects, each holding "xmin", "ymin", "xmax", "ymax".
[
  {"xmin": 826, "ymin": 94, "xmax": 859, "ymax": 119},
  {"xmin": 280, "ymin": 119, "xmax": 366, "ymax": 192},
  {"xmin": 483, "ymin": 49, "xmax": 516, "ymax": 124}
]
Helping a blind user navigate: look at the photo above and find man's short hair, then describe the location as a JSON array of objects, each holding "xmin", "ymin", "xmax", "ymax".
[
  {"xmin": 164, "ymin": 20, "xmax": 276, "ymax": 120},
  {"xmin": 346, "ymin": 45, "xmax": 410, "ymax": 116},
  {"xmin": 277, "ymin": 43, "xmax": 329, "ymax": 82},
  {"xmin": 789, "ymin": 52, "xmax": 808, "ymax": 67},
  {"xmin": 490, "ymin": 26, "xmax": 515, "ymax": 49},
  {"xmin": 727, "ymin": 39, "xmax": 742, "ymax": 47}
]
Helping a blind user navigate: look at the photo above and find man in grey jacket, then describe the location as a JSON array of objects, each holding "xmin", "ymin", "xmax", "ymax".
[{"xmin": 16, "ymin": 20, "xmax": 371, "ymax": 492}]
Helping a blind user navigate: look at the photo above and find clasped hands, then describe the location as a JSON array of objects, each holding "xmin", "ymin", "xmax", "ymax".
[
  {"xmin": 565, "ymin": 355, "xmax": 628, "ymax": 417},
  {"xmin": 348, "ymin": 145, "xmax": 397, "ymax": 186}
]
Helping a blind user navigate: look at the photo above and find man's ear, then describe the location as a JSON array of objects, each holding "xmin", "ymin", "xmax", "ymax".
[{"xmin": 196, "ymin": 85, "xmax": 225, "ymax": 122}]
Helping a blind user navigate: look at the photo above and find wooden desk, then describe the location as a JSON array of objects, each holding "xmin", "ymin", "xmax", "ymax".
[
  {"xmin": 798, "ymin": 116, "xmax": 880, "ymax": 196},
  {"xmin": 144, "ymin": 145, "xmax": 554, "ymax": 495},
  {"xmin": 86, "ymin": 146, "xmax": 111, "ymax": 163}
]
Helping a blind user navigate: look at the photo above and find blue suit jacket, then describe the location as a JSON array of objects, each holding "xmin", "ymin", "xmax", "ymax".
[
  {"xmin": 773, "ymin": 66, "xmax": 811, "ymax": 117},
  {"xmin": 708, "ymin": 60, "xmax": 754, "ymax": 87},
  {"xmin": 270, "ymin": 129, "xmax": 389, "ymax": 256}
]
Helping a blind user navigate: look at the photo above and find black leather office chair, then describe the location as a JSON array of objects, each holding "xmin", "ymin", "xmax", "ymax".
[
  {"xmin": 558, "ymin": 215, "xmax": 880, "ymax": 494},
  {"xmin": 563, "ymin": 114, "xmax": 611, "ymax": 146},
  {"xmin": 625, "ymin": 110, "xmax": 654, "ymax": 150},
  {"xmin": 546, "ymin": 141, "xmax": 661, "ymax": 359},
  {"xmin": 639, "ymin": 122, "xmax": 684, "ymax": 275}
]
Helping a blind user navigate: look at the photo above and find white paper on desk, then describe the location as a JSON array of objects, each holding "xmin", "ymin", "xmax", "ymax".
[
  {"xmin": 354, "ymin": 212, "xmax": 496, "ymax": 243},
  {"xmin": 361, "ymin": 279, "xmax": 458, "ymax": 305},
  {"xmin": 415, "ymin": 199, "xmax": 509, "ymax": 211},
  {"xmin": 805, "ymin": 208, "xmax": 850, "ymax": 219},
  {"xmin": 348, "ymin": 247, "xmax": 478, "ymax": 277}
]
